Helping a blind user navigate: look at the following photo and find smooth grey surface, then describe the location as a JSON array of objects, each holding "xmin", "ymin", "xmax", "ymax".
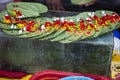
[{"xmin": 0, "ymin": 31, "xmax": 113, "ymax": 76}]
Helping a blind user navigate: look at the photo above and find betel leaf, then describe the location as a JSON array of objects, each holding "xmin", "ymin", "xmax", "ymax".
[
  {"xmin": 80, "ymin": 30, "xmax": 96, "ymax": 40},
  {"xmin": 50, "ymin": 31, "xmax": 74, "ymax": 42},
  {"xmin": 30, "ymin": 3, "xmax": 48, "ymax": 13},
  {"xmin": 71, "ymin": 0, "xmax": 92, "ymax": 5},
  {"xmin": 8, "ymin": 7, "xmax": 40, "ymax": 18},
  {"xmin": 50, "ymin": 12, "xmax": 92, "ymax": 43},
  {"xmin": 41, "ymin": 17, "xmax": 53, "ymax": 23},
  {"xmin": 0, "ymin": 22, "xmax": 19, "ymax": 30},
  {"xmin": 0, "ymin": 10, "xmax": 8, "ymax": 23},
  {"xmin": 32, "ymin": 17, "xmax": 55, "ymax": 39},
  {"xmin": 47, "ymin": 29, "xmax": 65, "ymax": 40},
  {"xmin": 60, "ymin": 32, "xmax": 83, "ymax": 43},
  {"xmin": 95, "ymin": 10, "xmax": 113, "ymax": 16},
  {"xmin": 40, "ymin": 32, "xmax": 56, "ymax": 40},
  {"xmin": 2, "ymin": 29, "xmax": 29, "ymax": 36},
  {"xmin": 58, "ymin": 12, "xmax": 90, "ymax": 43},
  {"xmin": 76, "ymin": 11, "xmax": 90, "ymax": 19},
  {"xmin": 7, "ymin": 2, "xmax": 48, "ymax": 18},
  {"xmin": 95, "ymin": 10, "xmax": 120, "ymax": 34},
  {"xmin": 34, "ymin": 28, "xmax": 56, "ymax": 39},
  {"xmin": 18, "ymin": 30, "xmax": 45, "ymax": 38},
  {"xmin": 7, "ymin": 2, "xmax": 48, "ymax": 13},
  {"xmin": 0, "ymin": 10, "xmax": 41, "ymax": 25},
  {"xmin": 26, "ymin": 18, "xmax": 52, "ymax": 38}
]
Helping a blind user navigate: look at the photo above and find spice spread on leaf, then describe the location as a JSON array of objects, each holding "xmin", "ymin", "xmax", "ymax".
[{"xmin": 0, "ymin": 7, "xmax": 120, "ymax": 43}]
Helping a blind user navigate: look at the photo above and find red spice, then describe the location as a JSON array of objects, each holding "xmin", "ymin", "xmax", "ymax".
[
  {"xmin": 53, "ymin": 20, "xmax": 61, "ymax": 26},
  {"xmin": 26, "ymin": 21, "xmax": 35, "ymax": 32},
  {"xmin": 45, "ymin": 22, "xmax": 53, "ymax": 27},
  {"xmin": 79, "ymin": 20, "xmax": 86, "ymax": 31},
  {"xmin": 112, "ymin": 13, "xmax": 119, "ymax": 20},
  {"xmin": 61, "ymin": 21, "xmax": 67, "ymax": 27},
  {"xmin": 26, "ymin": 26, "xmax": 31, "ymax": 32},
  {"xmin": 17, "ymin": 11, "xmax": 22, "ymax": 16},
  {"xmin": 17, "ymin": 20, "xmax": 27, "ymax": 26},
  {"xmin": 15, "ymin": 18, "xmax": 20, "ymax": 23},
  {"xmin": 4, "ymin": 16, "xmax": 12, "ymax": 23},
  {"xmin": 66, "ymin": 22, "xmax": 76, "ymax": 32},
  {"xmin": 68, "ymin": 22, "xmax": 75, "ymax": 27},
  {"xmin": 88, "ymin": 23, "xmax": 96, "ymax": 31},
  {"xmin": 90, "ymin": 15, "xmax": 95, "ymax": 20},
  {"xmin": 53, "ymin": 20, "xmax": 61, "ymax": 29},
  {"xmin": 87, "ymin": 31, "xmax": 91, "ymax": 34},
  {"xmin": 100, "ymin": 16, "xmax": 109, "ymax": 26}
]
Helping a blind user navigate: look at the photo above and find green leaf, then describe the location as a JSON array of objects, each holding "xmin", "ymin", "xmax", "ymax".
[
  {"xmin": 2, "ymin": 29, "xmax": 29, "ymax": 36},
  {"xmin": 48, "ymin": 29, "xmax": 65, "ymax": 40},
  {"xmin": 7, "ymin": 2, "xmax": 48, "ymax": 18},
  {"xmin": 71, "ymin": 0, "xmax": 92, "ymax": 5},
  {"xmin": 0, "ymin": 22, "xmax": 18, "ymax": 30},
  {"xmin": 76, "ymin": 11, "xmax": 90, "ymax": 19},
  {"xmin": 35, "ymin": 28, "xmax": 56, "ymax": 39},
  {"xmin": 0, "ymin": 10, "xmax": 8, "ymax": 23},
  {"xmin": 18, "ymin": 30, "xmax": 45, "ymax": 38},
  {"xmin": 60, "ymin": 32, "xmax": 83, "ymax": 43},
  {"xmin": 50, "ymin": 31, "xmax": 73, "ymax": 42}
]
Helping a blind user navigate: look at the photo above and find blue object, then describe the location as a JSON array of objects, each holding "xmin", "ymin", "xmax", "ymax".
[
  {"xmin": 114, "ymin": 30, "xmax": 120, "ymax": 39},
  {"xmin": 60, "ymin": 76, "xmax": 94, "ymax": 80}
]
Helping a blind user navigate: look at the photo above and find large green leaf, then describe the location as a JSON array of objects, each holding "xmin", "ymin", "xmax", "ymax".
[
  {"xmin": 41, "ymin": 17, "xmax": 53, "ymax": 23},
  {"xmin": 7, "ymin": 2, "xmax": 48, "ymax": 18},
  {"xmin": 34, "ymin": 28, "xmax": 56, "ymax": 39},
  {"xmin": 0, "ymin": 10, "xmax": 5, "ymax": 20},
  {"xmin": 0, "ymin": 10, "xmax": 8, "ymax": 23},
  {"xmin": 8, "ymin": 7, "xmax": 40, "ymax": 18},
  {"xmin": 71, "ymin": 0, "xmax": 92, "ymax": 5},
  {"xmin": 0, "ymin": 22, "xmax": 19, "ymax": 30},
  {"xmin": 37, "ymin": 31, "xmax": 56, "ymax": 40},
  {"xmin": 80, "ymin": 30, "xmax": 96, "ymax": 40},
  {"xmin": 2, "ymin": 29, "xmax": 29, "ymax": 36},
  {"xmin": 95, "ymin": 10, "xmax": 113, "ymax": 16},
  {"xmin": 48, "ymin": 29, "xmax": 65, "ymax": 40},
  {"xmin": 18, "ymin": 30, "xmax": 46, "ymax": 38},
  {"xmin": 50, "ymin": 31, "xmax": 74, "ymax": 41},
  {"xmin": 76, "ymin": 11, "xmax": 90, "ymax": 19},
  {"xmin": 60, "ymin": 32, "xmax": 83, "ymax": 43}
]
